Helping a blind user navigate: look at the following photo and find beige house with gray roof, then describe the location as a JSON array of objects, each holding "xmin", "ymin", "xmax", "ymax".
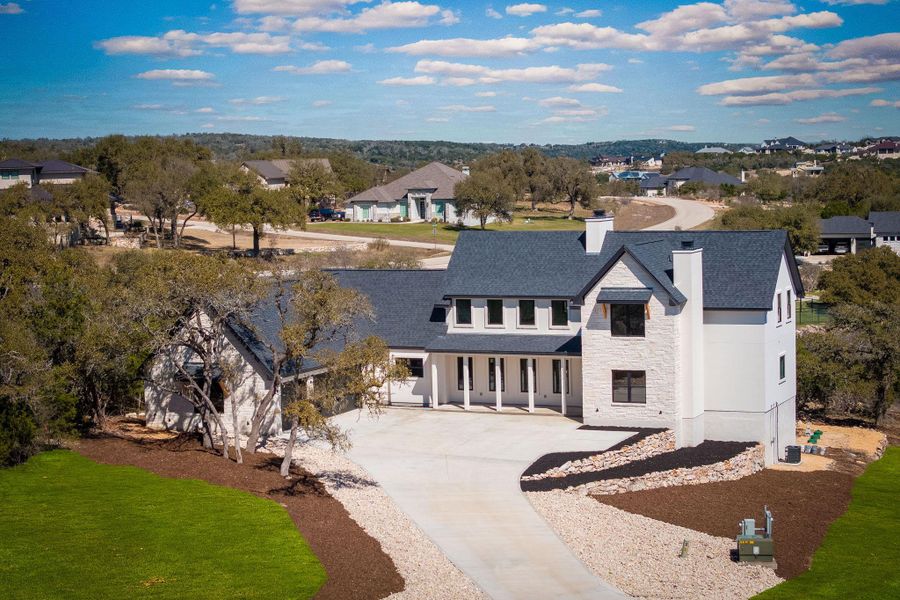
[{"xmin": 241, "ymin": 158, "xmax": 332, "ymax": 189}]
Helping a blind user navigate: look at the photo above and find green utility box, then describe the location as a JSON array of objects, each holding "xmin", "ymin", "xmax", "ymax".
[{"xmin": 736, "ymin": 506, "xmax": 775, "ymax": 563}]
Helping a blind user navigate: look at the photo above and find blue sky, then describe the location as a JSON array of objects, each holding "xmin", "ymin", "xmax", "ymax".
[{"xmin": 0, "ymin": 0, "xmax": 897, "ymax": 143}]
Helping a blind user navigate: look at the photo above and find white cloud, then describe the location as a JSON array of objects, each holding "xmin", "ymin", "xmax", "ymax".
[
  {"xmin": 229, "ymin": 96, "xmax": 285, "ymax": 105},
  {"xmin": 475, "ymin": 91, "xmax": 498, "ymax": 97},
  {"xmin": 827, "ymin": 32, "xmax": 900, "ymax": 60},
  {"xmin": 378, "ymin": 75, "xmax": 436, "ymax": 85},
  {"xmin": 821, "ymin": 0, "xmax": 890, "ymax": 5},
  {"xmin": 538, "ymin": 96, "xmax": 582, "ymax": 107},
  {"xmin": 200, "ymin": 123, "xmax": 215, "ymax": 129},
  {"xmin": 556, "ymin": 7, "xmax": 574, "ymax": 16},
  {"xmin": 355, "ymin": 42, "xmax": 377, "ymax": 53},
  {"xmin": 132, "ymin": 103, "xmax": 166, "ymax": 110},
  {"xmin": 506, "ymin": 3, "xmax": 547, "ymax": 17},
  {"xmin": 96, "ymin": 30, "xmax": 292, "ymax": 56},
  {"xmin": 697, "ymin": 73, "xmax": 817, "ymax": 95},
  {"xmin": 724, "ymin": 0, "xmax": 797, "ymax": 21},
  {"xmin": 297, "ymin": 40, "xmax": 330, "ymax": 51},
  {"xmin": 232, "ymin": 0, "xmax": 367, "ymax": 15},
  {"xmin": 794, "ymin": 112, "xmax": 845, "ymax": 124},
  {"xmin": 216, "ymin": 115, "xmax": 268, "ymax": 121},
  {"xmin": 414, "ymin": 59, "xmax": 611, "ymax": 84},
  {"xmin": 195, "ymin": 107, "xmax": 215, "ymax": 113},
  {"xmin": 871, "ymin": 98, "xmax": 900, "ymax": 108},
  {"xmin": 439, "ymin": 104, "xmax": 497, "ymax": 112},
  {"xmin": 719, "ymin": 86, "xmax": 880, "ymax": 105},
  {"xmin": 312, "ymin": 100, "xmax": 333, "ymax": 107},
  {"xmin": 486, "ymin": 7, "xmax": 503, "ymax": 19},
  {"xmin": 0, "ymin": 3, "xmax": 24, "ymax": 14},
  {"xmin": 290, "ymin": 2, "xmax": 452, "ymax": 33},
  {"xmin": 576, "ymin": 9, "xmax": 602, "ymax": 18},
  {"xmin": 273, "ymin": 59, "xmax": 352, "ymax": 74},
  {"xmin": 567, "ymin": 82, "xmax": 623, "ymax": 93},
  {"xmin": 637, "ymin": 3, "xmax": 727, "ymax": 37},
  {"xmin": 388, "ymin": 36, "xmax": 538, "ymax": 57},
  {"xmin": 627, "ymin": 58, "xmax": 644, "ymax": 64},
  {"xmin": 426, "ymin": 116, "xmax": 451, "ymax": 122},
  {"xmin": 665, "ymin": 124, "xmax": 696, "ymax": 131},
  {"xmin": 135, "ymin": 69, "xmax": 215, "ymax": 81},
  {"xmin": 442, "ymin": 77, "xmax": 478, "ymax": 86}
]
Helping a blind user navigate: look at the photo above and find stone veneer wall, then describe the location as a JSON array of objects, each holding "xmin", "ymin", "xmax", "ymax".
[
  {"xmin": 582, "ymin": 444, "xmax": 765, "ymax": 496},
  {"xmin": 522, "ymin": 430, "xmax": 676, "ymax": 482}
]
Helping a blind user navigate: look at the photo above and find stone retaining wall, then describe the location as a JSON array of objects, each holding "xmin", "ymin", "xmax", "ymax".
[
  {"xmin": 522, "ymin": 430, "xmax": 675, "ymax": 482},
  {"xmin": 583, "ymin": 444, "xmax": 765, "ymax": 496}
]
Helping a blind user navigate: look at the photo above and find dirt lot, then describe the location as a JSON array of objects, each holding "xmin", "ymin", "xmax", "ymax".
[
  {"xmin": 73, "ymin": 430, "xmax": 403, "ymax": 600},
  {"xmin": 596, "ymin": 469, "xmax": 854, "ymax": 580},
  {"xmin": 180, "ymin": 228, "xmax": 351, "ymax": 252}
]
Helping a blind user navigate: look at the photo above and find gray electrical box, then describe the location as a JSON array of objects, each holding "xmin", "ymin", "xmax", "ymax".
[{"xmin": 736, "ymin": 506, "xmax": 775, "ymax": 563}]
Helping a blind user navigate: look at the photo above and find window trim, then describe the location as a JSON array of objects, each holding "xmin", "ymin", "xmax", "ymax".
[
  {"xmin": 455, "ymin": 298, "xmax": 472, "ymax": 327},
  {"xmin": 397, "ymin": 357, "xmax": 424, "ymax": 378},
  {"xmin": 786, "ymin": 290, "xmax": 792, "ymax": 322},
  {"xmin": 488, "ymin": 357, "xmax": 505, "ymax": 392},
  {"xmin": 610, "ymin": 303, "xmax": 646, "ymax": 338},
  {"xmin": 550, "ymin": 300, "xmax": 569, "ymax": 329},
  {"xmin": 517, "ymin": 299, "xmax": 536, "ymax": 328},
  {"xmin": 519, "ymin": 358, "xmax": 537, "ymax": 393},
  {"xmin": 486, "ymin": 298, "xmax": 504, "ymax": 327},
  {"xmin": 457, "ymin": 356, "xmax": 474, "ymax": 391},
  {"xmin": 779, "ymin": 353, "xmax": 786, "ymax": 382},
  {"xmin": 611, "ymin": 370, "xmax": 647, "ymax": 404},
  {"xmin": 776, "ymin": 292, "xmax": 783, "ymax": 325}
]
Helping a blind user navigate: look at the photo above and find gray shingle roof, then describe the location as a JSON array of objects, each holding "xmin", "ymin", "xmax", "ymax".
[
  {"xmin": 242, "ymin": 158, "xmax": 332, "ymax": 182},
  {"xmin": 348, "ymin": 161, "xmax": 466, "ymax": 204},
  {"xmin": 230, "ymin": 269, "xmax": 447, "ymax": 378},
  {"xmin": 869, "ymin": 211, "xmax": 900, "ymax": 235},
  {"xmin": 819, "ymin": 215, "xmax": 873, "ymax": 236},
  {"xmin": 445, "ymin": 229, "xmax": 802, "ymax": 310},
  {"xmin": 0, "ymin": 159, "xmax": 38, "ymax": 170},
  {"xmin": 36, "ymin": 159, "xmax": 91, "ymax": 175},
  {"xmin": 596, "ymin": 288, "xmax": 653, "ymax": 303},
  {"xmin": 668, "ymin": 167, "xmax": 743, "ymax": 187},
  {"xmin": 639, "ymin": 174, "xmax": 668, "ymax": 189},
  {"xmin": 426, "ymin": 334, "xmax": 581, "ymax": 356}
]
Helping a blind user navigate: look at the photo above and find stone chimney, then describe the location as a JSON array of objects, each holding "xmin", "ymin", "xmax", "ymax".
[{"xmin": 585, "ymin": 209, "xmax": 614, "ymax": 254}]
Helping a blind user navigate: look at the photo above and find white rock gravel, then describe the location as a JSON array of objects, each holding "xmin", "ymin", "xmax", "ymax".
[
  {"xmin": 265, "ymin": 438, "xmax": 486, "ymax": 600},
  {"xmin": 528, "ymin": 490, "xmax": 783, "ymax": 600}
]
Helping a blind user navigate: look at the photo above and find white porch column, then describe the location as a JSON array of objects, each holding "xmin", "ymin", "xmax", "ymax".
[
  {"xmin": 560, "ymin": 359, "xmax": 567, "ymax": 416},
  {"xmin": 494, "ymin": 358, "xmax": 502, "ymax": 412},
  {"xmin": 462, "ymin": 356, "xmax": 470, "ymax": 410},
  {"xmin": 430, "ymin": 355, "xmax": 439, "ymax": 408},
  {"xmin": 527, "ymin": 358, "xmax": 535, "ymax": 413}
]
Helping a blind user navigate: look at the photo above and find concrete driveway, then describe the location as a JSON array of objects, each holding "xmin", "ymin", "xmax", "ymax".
[
  {"xmin": 330, "ymin": 408, "xmax": 633, "ymax": 600},
  {"xmin": 642, "ymin": 196, "xmax": 716, "ymax": 231}
]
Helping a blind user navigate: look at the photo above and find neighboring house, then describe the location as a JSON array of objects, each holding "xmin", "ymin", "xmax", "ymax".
[
  {"xmin": 346, "ymin": 161, "xmax": 483, "ymax": 225},
  {"xmin": 639, "ymin": 155, "xmax": 664, "ymax": 169},
  {"xmin": 792, "ymin": 161, "xmax": 824, "ymax": 177},
  {"xmin": 818, "ymin": 216, "xmax": 874, "ymax": 254},
  {"xmin": 665, "ymin": 167, "xmax": 743, "ymax": 194},
  {"xmin": 870, "ymin": 212, "xmax": 900, "ymax": 253},
  {"xmin": 241, "ymin": 158, "xmax": 333, "ymax": 189},
  {"xmin": 0, "ymin": 158, "xmax": 91, "ymax": 189},
  {"xmin": 695, "ymin": 146, "xmax": 731, "ymax": 155},
  {"xmin": 639, "ymin": 174, "xmax": 668, "ymax": 197},
  {"xmin": 738, "ymin": 146, "xmax": 757, "ymax": 154},
  {"xmin": 758, "ymin": 137, "xmax": 808, "ymax": 153},
  {"xmin": 870, "ymin": 141, "xmax": 898, "ymax": 159},
  {"xmin": 146, "ymin": 217, "xmax": 803, "ymax": 465},
  {"xmin": 610, "ymin": 170, "xmax": 651, "ymax": 181}
]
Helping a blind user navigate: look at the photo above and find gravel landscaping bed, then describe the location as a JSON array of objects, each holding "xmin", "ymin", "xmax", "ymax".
[
  {"xmin": 522, "ymin": 440, "xmax": 754, "ymax": 492},
  {"xmin": 266, "ymin": 437, "xmax": 486, "ymax": 600},
  {"xmin": 521, "ymin": 427, "xmax": 666, "ymax": 477},
  {"xmin": 596, "ymin": 468, "xmax": 856, "ymax": 580},
  {"xmin": 529, "ymin": 490, "xmax": 783, "ymax": 599}
]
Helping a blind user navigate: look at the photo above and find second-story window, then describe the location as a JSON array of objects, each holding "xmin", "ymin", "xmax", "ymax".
[
  {"xmin": 487, "ymin": 299, "xmax": 504, "ymax": 326},
  {"xmin": 777, "ymin": 292, "xmax": 783, "ymax": 324},
  {"xmin": 518, "ymin": 299, "xmax": 536, "ymax": 327},
  {"xmin": 786, "ymin": 290, "xmax": 792, "ymax": 322},
  {"xmin": 551, "ymin": 300, "xmax": 568, "ymax": 327},
  {"xmin": 610, "ymin": 304, "xmax": 645, "ymax": 337},
  {"xmin": 455, "ymin": 299, "xmax": 472, "ymax": 325}
]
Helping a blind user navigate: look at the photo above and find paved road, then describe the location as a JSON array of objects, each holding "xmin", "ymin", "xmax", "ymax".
[
  {"xmin": 330, "ymin": 408, "xmax": 632, "ymax": 600},
  {"xmin": 640, "ymin": 196, "xmax": 716, "ymax": 231}
]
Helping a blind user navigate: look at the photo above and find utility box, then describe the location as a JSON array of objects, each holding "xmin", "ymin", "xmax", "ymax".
[
  {"xmin": 785, "ymin": 445, "xmax": 801, "ymax": 464},
  {"xmin": 736, "ymin": 507, "xmax": 775, "ymax": 563}
]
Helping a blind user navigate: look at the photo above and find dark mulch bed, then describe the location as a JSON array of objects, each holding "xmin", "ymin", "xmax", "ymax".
[
  {"xmin": 521, "ymin": 427, "xmax": 666, "ymax": 478},
  {"xmin": 521, "ymin": 440, "xmax": 754, "ymax": 492},
  {"xmin": 596, "ymin": 469, "xmax": 855, "ymax": 580},
  {"xmin": 74, "ymin": 434, "xmax": 404, "ymax": 600}
]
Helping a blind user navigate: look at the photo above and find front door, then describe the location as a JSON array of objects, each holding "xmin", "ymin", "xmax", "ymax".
[{"xmin": 418, "ymin": 199, "xmax": 427, "ymax": 221}]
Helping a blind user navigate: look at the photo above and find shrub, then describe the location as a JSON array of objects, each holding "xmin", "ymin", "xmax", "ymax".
[{"xmin": 367, "ymin": 237, "xmax": 390, "ymax": 252}]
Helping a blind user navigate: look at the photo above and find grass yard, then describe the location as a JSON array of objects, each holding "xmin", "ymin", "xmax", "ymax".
[
  {"xmin": 753, "ymin": 446, "xmax": 900, "ymax": 600},
  {"xmin": 0, "ymin": 450, "xmax": 326, "ymax": 600}
]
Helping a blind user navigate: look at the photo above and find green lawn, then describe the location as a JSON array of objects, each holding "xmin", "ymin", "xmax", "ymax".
[
  {"xmin": 754, "ymin": 446, "xmax": 900, "ymax": 600},
  {"xmin": 0, "ymin": 451, "xmax": 326, "ymax": 599},
  {"xmin": 308, "ymin": 215, "xmax": 587, "ymax": 244}
]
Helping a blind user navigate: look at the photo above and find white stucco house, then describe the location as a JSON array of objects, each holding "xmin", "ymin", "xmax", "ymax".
[
  {"xmin": 146, "ymin": 214, "xmax": 803, "ymax": 465},
  {"xmin": 346, "ymin": 161, "xmax": 489, "ymax": 227}
]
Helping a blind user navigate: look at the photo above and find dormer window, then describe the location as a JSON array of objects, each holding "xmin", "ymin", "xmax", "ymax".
[{"xmin": 455, "ymin": 299, "xmax": 472, "ymax": 325}]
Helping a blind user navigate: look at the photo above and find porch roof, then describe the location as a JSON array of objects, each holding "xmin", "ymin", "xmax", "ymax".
[
  {"xmin": 596, "ymin": 287, "xmax": 653, "ymax": 304},
  {"xmin": 425, "ymin": 334, "xmax": 581, "ymax": 356}
]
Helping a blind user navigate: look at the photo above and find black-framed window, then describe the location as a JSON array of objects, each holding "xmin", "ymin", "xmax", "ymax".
[
  {"xmin": 487, "ymin": 299, "xmax": 504, "ymax": 326},
  {"xmin": 397, "ymin": 357, "xmax": 424, "ymax": 378},
  {"xmin": 518, "ymin": 299, "xmax": 536, "ymax": 327},
  {"xmin": 552, "ymin": 359, "xmax": 570, "ymax": 394},
  {"xmin": 779, "ymin": 355, "xmax": 786, "ymax": 380},
  {"xmin": 610, "ymin": 304, "xmax": 645, "ymax": 337},
  {"xmin": 488, "ymin": 357, "xmax": 505, "ymax": 392},
  {"xmin": 519, "ymin": 358, "xmax": 536, "ymax": 392},
  {"xmin": 777, "ymin": 292, "xmax": 783, "ymax": 323},
  {"xmin": 455, "ymin": 299, "xmax": 472, "ymax": 325},
  {"xmin": 786, "ymin": 290, "xmax": 792, "ymax": 321},
  {"xmin": 612, "ymin": 370, "xmax": 646, "ymax": 404},
  {"xmin": 457, "ymin": 356, "xmax": 474, "ymax": 390},
  {"xmin": 551, "ymin": 300, "xmax": 568, "ymax": 327}
]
